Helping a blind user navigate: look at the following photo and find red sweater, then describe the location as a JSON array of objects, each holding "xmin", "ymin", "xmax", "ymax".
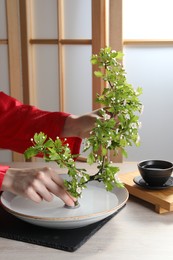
[{"xmin": 0, "ymin": 92, "xmax": 82, "ymax": 189}]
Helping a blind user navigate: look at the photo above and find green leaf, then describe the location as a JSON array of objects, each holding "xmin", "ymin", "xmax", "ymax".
[
  {"xmin": 91, "ymin": 57, "xmax": 98, "ymax": 64},
  {"xmin": 44, "ymin": 139, "xmax": 54, "ymax": 148},
  {"xmin": 101, "ymin": 147, "xmax": 107, "ymax": 156},
  {"xmin": 121, "ymin": 148, "xmax": 128, "ymax": 158},
  {"xmin": 94, "ymin": 71, "xmax": 103, "ymax": 77},
  {"xmin": 24, "ymin": 147, "xmax": 39, "ymax": 159},
  {"xmin": 115, "ymin": 51, "xmax": 124, "ymax": 60},
  {"xmin": 33, "ymin": 132, "xmax": 47, "ymax": 145},
  {"xmin": 87, "ymin": 152, "xmax": 95, "ymax": 165}
]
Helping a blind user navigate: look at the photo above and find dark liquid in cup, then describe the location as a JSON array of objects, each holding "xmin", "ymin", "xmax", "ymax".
[{"xmin": 142, "ymin": 165, "xmax": 166, "ymax": 170}]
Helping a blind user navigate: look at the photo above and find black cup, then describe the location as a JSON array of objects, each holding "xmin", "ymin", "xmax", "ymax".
[{"xmin": 137, "ymin": 160, "xmax": 173, "ymax": 187}]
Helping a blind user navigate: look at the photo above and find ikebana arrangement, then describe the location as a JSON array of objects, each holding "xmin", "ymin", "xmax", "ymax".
[{"xmin": 24, "ymin": 47, "xmax": 143, "ymax": 204}]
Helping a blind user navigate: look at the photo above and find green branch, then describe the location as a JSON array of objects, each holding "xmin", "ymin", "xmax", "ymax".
[{"xmin": 24, "ymin": 47, "xmax": 143, "ymax": 200}]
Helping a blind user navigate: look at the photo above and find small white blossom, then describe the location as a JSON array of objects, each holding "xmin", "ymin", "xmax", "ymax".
[
  {"xmin": 56, "ymin": 136, "xmax": 59, "ymax": 139},
  {"xmin": 115, "ymin": 175, "xmax": 123, "ymax": 184},
  {"xmin": 136, "ymin": 134, "xmax": 140, "ymax": 143},
  {"xmin": 134, "ymin": 90, "xmax": 139, "ymax": 95},
  {"xmin": 138, "ymin": 121, "xmax": 142, "ymax": 129},
  {"xmin": 103, "ymin": 113, "xmax": 111, "ymax": 120},
  {"xmin": 125, "ymin": 114, "xmax": 130, "ymax": 120},
  {"xmin": 77, "ymin": 171, "xmax": 83, "ymax": 177},
  {"xmin": 83, "ymin": 176, "xmax": 88, "ymax": 182},
  {"xmin": 84, "ymin": 140, "xmax": 91, "ymax": 149},
  {"xmin": 130, "ymin": 123, "xmax": 137, "ymax": 129},
  {"xmin": 140, "ymin": 105, "xmax": 144, "ymax": 114},
  {"xmin": 76, "ymin": 187, "xmax": 82, "ymax": 194},
  {"xmin": 106, "ymin": 140, "xmax": 112, "ymax": 148},
  {"xmin": 68, "ymin": 158, "xmax": 74, "ymax": 163},
  {"xmin": 96, "ymin": 160, "xmax": 102, "ymax": 165},
  {"xmin": 31, "ymin": 138, "xmax": 33, "ymax": 141}
]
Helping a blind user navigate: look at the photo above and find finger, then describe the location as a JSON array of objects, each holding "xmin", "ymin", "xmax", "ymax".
[
  {"xmin": 37, "ymin": 168, "xmax": 76, "ymax": 206},
  {"xmin": 50, "ymin": 170, "xmax": 77, "ymax": 202},
  {"xmin": 21, "ymin": 168, "xmax": 54, "ymax": 203},
  {"xmin": 30, "ymin": 179, "xmax": 54, "ymax": 202},
  {"xmin": 46, "ymin": 180, "xmax": 75, "ymax": 207},
  {"xmin": 24, "ymin": 186, "xmax": 43, "ymax": 203},
  {"xmin": 49, "ymin": 168, "xmax": 65, "ymax": 188}
]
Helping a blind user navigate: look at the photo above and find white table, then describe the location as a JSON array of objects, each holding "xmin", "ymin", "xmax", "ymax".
[{"xmin": 0, "ymin": 162, "xmax": 173, "ymax": 260}]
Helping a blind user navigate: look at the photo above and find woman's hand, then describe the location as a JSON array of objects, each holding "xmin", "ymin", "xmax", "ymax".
[
  {"xmin": 62, "ymin": 108, "xmax": 119, "ymax": 139},
  {"xmin": 1, "ymin": 167, "xmax": 76, "ymax": 206},
  {"xmin": 62, "ymin": 109, "xmax": 102, "ymax": 139}
]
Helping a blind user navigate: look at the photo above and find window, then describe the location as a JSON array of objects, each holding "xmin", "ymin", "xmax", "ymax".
[{"xmin": 123, "ymin": 0, "xmax": 173, "ymax": 161}]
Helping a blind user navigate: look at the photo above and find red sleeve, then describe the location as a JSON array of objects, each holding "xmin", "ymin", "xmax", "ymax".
[
  {"xmin": 0, "ymin": 92, "xmax": 82, "ymax": 155},
  {"xmin": 0, "ymin": 165, "xmax": 10, "ymax": 190}
]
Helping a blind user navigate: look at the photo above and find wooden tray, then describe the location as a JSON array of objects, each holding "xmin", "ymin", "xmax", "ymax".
[{"xmin": 120, "ymin": 171, "xmax": 173, "ymax": 214}]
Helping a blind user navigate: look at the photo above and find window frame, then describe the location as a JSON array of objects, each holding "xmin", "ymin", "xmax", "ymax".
[{"xmin": 5, "ymin": 0, "xmax": 123, "ymax": 162}]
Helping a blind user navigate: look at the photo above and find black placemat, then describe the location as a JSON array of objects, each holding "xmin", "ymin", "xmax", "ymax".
[{"xmin": 0, "ymin": 204, "xmax": 125, "ymax": 252}]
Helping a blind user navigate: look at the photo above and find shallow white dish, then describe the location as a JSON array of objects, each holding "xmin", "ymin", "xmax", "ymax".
[{"xmin": 1, "ymin": 182, "xmax": 128, "ymax": 229}]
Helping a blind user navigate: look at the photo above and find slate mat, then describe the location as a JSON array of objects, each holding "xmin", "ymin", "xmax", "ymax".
[{"xmin": 0, "ymin": 205, "xmax": 125, "ymax": 252}]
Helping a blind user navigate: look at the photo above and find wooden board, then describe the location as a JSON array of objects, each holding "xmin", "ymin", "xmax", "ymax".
[{"xmin": 120, "ymin": 171, "xmax": 173, "ymax": 214}]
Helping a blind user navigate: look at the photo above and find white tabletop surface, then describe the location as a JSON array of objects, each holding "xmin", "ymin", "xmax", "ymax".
[{"xmin": 0, "ymin": 162, "xmax": 173, "ymax": 260}]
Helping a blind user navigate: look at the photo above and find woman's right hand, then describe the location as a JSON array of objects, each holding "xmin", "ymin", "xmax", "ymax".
[{"xmin": 1, "ymin": 167, "xmax": 76, "ymax": 206}]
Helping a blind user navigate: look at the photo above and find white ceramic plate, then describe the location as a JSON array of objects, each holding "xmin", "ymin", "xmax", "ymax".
[{"xmin": 0, "ymin": 182, "xmax": 128, "ymax": 229}]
